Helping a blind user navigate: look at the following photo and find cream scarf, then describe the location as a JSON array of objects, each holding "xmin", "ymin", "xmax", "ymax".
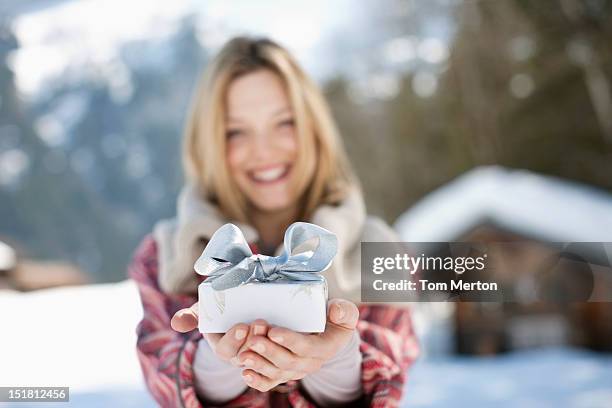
[{"xmin": 153, "ymin": 183, "xmax": 370, "ymax": 302}]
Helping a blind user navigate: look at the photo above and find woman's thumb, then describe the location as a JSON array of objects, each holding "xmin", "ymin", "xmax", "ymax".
[
  {"xmin": 171, "ymin": 303, "xmax": 199, "ymax": 333},
  {"xmin": 327, "ymin": 298, "xmax": 359, "ymax": 330}
]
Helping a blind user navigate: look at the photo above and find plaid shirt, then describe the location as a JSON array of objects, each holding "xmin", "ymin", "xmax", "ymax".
[{"xmin": 129, "ymin": 235, "xmax": 419, "ymax": 407}]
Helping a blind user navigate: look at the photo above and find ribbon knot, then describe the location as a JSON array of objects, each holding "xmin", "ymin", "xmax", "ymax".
[
  {"xmin": 194, "ymin": 222, "xmax": 338, "ymax": 291},
  {"xmin": 251, "ymin": 254, "xmax": 279, "ymax": 280}
]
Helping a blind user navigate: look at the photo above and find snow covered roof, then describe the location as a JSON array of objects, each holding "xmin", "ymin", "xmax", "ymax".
[
  {"xmin": 393, "ymin": 166, "xmax": 612, "ymax": 242},
  {"xmin": 0, "ymin": 240, "xmax": 17, "ymax": 270}
]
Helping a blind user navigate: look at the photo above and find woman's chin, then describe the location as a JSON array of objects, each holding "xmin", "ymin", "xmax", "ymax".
[{"xmin": 249, "ymin": 197, "xmax": 295, "ymax": 214}]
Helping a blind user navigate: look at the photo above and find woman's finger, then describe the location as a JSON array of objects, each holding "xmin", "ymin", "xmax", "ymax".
[
  {"xmin": 213, "ymin": 323, "xmax": 250, "ymax": 361},
  {"xmin": 170, "ymin": 302, "xmax": 199, "ymax": 333},
  {"xmin": 316, "ymin": 299, "xmax": 359, "ymax": 356},
  {"xmin": 236, "ymin": 319, "xmax": 268, "ymax": 356},
  {"xmin": 268, "ymin": 327, "xmax": 318, "ymax": 357},
  {"xmin": 327, "ymin": 298, "xmax": 359, "ymax": 330},
  {"xmin": 238, "ymin": 350, "xmax": 285, "ymax": 380},
  {"xmin": 247, "ymin": 336, "xmax": 320, "ymax": 372},
  {"xmin": 241, "ymin": 369, "xmax": 282, "ymax": 393},
  {"xmin": 249, "ymin": 319, "xmax": 269, "ymax": 337}
]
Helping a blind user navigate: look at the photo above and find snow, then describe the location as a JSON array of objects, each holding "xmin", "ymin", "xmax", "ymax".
[
  {"xmin": 8, "ymin": 0, "xmax": 355, "ymax": 99},
  {"xmin": 394, "ymin": 166, "xmax": 612, "ymax": 242},
  {"xmin": 402, "ymin": 348, "xmax": 612, "ymax": 408},
  {"xmin": 0, "ymin": 241, "xmax": 17, "ymax": 270},
  {"xmin": 0, "ymin": 281, "xmax": 610, "ymax": 407},
  {"xmin": 0, "ymin": 280, "xmax": 154, "ymax": 406},
  {"xmin": 9, "ymin": 0, "xmax": 193, "ymax": 97}
]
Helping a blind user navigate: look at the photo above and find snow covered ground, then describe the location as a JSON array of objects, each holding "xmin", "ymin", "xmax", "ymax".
[
  {"xmin": 402, "ymin": 349, "xmax": 612, "ymax": 408},
  {"xmin": 1, "ymin": 280, "xmax": 611, "ymax": 407},
  {"xmin": 0, "ymin": 280, "xmax": 155, "ymax": 407}
]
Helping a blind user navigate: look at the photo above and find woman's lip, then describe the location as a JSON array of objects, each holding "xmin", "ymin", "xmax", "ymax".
[
  {"xmin": 249, "ymin": 163, "xmax": 287, "ymax": 172},
  {"xmin": 248, "ymin": 164, "xmax": 291, "ymax": 184}
]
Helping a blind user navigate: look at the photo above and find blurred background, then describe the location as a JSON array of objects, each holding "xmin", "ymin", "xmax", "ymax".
[{"xmin": 1, "ymin": 0, "xmax": 612, "ymax": 407}]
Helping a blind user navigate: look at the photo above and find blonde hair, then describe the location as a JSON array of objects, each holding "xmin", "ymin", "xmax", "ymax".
[{"xmin": 182, "ymin": 36, "xmax": 357, "ymax": 222}]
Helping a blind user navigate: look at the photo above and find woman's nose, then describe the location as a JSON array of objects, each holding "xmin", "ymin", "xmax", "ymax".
[{"xmin": 250, "ymin": 131, "xmax": 274, "ymax": 159}]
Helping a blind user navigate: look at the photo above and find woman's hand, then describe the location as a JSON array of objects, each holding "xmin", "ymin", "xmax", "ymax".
[
  {"xmin": 171, "ymin": 303, "xmax": 269, "ymax": 366},
  {"xmin": 237, "ymin": 298, "xmax": 359, "ymax": 392}
]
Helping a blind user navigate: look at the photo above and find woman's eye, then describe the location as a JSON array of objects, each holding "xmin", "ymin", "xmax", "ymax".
[
  {"xmin": 226, "ymin": 129, "xmax": 243, "ymax": 139},
  {"xmin": 278, "ymin": 118, "xmax": 295, "ymax": 129}
]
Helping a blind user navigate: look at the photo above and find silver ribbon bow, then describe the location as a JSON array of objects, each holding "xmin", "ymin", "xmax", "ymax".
[{"xmin": 194, "ymin": 222, "xmax": 338, "ymax": 291}]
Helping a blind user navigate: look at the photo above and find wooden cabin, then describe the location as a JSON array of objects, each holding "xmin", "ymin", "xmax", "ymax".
[
  {"xmin": 394, "ymin": 166, "xmax": 612, "ymax": 354},
  {"xmin": 0, "ymin": 238, "xmax": 88, "ymax": 291}
]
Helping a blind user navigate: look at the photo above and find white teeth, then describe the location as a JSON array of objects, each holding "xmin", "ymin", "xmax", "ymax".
[{"xmin": 251, "ymin": 166, "xmax": 287, "ymax": 182}]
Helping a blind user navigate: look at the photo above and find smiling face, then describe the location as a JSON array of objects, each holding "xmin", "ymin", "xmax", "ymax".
[{"xmin": 225, "ymin": 69, "xmax": 305, "ymax": 214}]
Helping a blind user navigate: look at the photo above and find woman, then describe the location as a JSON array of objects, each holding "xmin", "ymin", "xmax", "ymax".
[{"xmin": 129, "ymin": 36, "xmax": 419, "ymax": 407}]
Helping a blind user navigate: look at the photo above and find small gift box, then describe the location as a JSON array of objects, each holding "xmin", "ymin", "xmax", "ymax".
[{"xmin": 195, "ymin": 222, "xmax": 337, "ymax": 333}]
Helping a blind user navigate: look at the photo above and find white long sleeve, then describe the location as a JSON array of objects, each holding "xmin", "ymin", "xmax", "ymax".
[
  {"xmin": 193, "ymin": 339, "xmax": 248, "ymax": 404},
  {"xmin": 193, "ymin": 331, "xmax": 363, "ymax": 406},
  {"xmin": 301, "ymin": 330, "xmax": 363, "ymax": 406}
]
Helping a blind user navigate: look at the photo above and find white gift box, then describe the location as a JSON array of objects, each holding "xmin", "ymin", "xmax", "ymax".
[{"xmin": 198, "ymin": 279, "xmax": 328, "ymax": 333}]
